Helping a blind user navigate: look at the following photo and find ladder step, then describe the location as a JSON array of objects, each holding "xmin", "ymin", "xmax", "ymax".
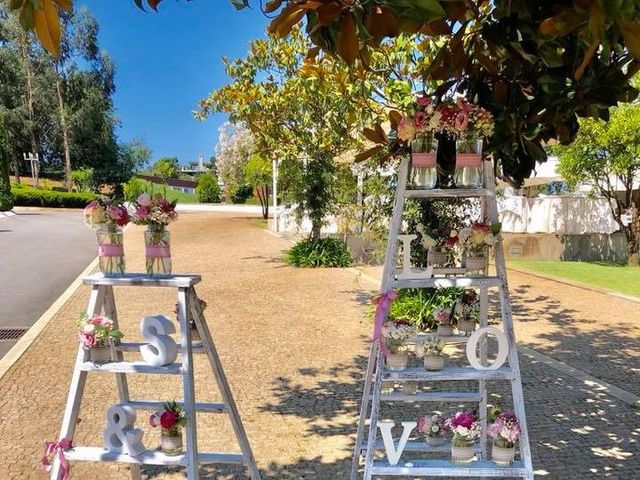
[
  {"xmin": 117, "ymin": 342, "xmax": 205, "ymax": 354},
  {"xmin": 367, "ymin": 440, "xmax": 482, "ymax": 454},
  {"xmin": 124, "ymin": 400, "xmax": 227, "ymax": 413},
  {"xmin": 391, "ymin": 276, "xmax": 501, "ymax": 289},
  {"xmin": 383, "ymin": 366, "xmax": 514, "ymax": 382},
  {"xmin": 83, "ymin": 272, "xmax": 201, "ymax": 288},
  {"xmin": 63, "ymin": 446, "xmax": 244, "ymax": 466},
  {"xmin": 78, "ymin": 361, "xmax": 183, "ymax": 375},
  {"xmin": 370, "ymin": 459, "xmax": 528, "ymax": 477},
  {"xmin": 404, "ymin": 188, "xmax": 493, "ymax": 199},
  {"xmin": 380, "ymin": 391, "xmax": 482, "ymax": 402},
  {"xmin": 413, "ymin": 333, "xmax": 470, "ymax": 344}
]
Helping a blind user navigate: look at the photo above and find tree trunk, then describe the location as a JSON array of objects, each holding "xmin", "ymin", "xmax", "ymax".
[
  {"xmin": 12, "ymin": 155, "xmax": 20, "ymax": 184},
  {"xmin": 55, "ymin": 77, "xmax": 72, "ymax": 192},
  {"xmin": 311, "ymin": 221, "xmax": 322, "ymax": 240},
  {"xmin": 255, "ymin": 185, "xmax": 269, "ymax": 220},
  {"xmin": 21, "ymin": 32, "xmax": 38, "ymax": 187},
  {"xmin": 626, "ymin": 205, "xmax": 640, "ymax": 266}
]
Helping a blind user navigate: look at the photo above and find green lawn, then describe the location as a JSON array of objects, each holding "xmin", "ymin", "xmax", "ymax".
[
  {"xmin": 138, "ymin": 179, "xmax": 197, "ymax": 203},
  {"xmin": 508, "ymin": 260, "xmax": 640, "ymax": 298}
]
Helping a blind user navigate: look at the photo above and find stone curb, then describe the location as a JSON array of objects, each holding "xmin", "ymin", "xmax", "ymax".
[
  {"xmin": 0, "ymin": 210, "xmax": 16, "ymax": 219},
  {"xmin": 507, "ymin": 266, "xmax": 640, "ymax": 304},
  {"xmin": 0, "ymin": 257, "xmax": 98, "ymax": 381}
]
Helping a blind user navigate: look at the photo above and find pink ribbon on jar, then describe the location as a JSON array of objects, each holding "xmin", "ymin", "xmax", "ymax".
[
  {"xmin": 371, "ymin": 290, "xmax": 398, "ymax": 355},
  {"xmin": 41, "ymin": 438, "xmax": 72, "ymax": 480},
  {"xmin": 145, "ymin": 245, "xmax": 171, "ymax": 258},
  {"xmin": 97, "ymin": 244, "xmax": 124, "ymax": 257},
  {"xmin": 455, "ymin": 153, "xmax": 482, "ymax": 168},
  {"xmin": 411, "ymin": 152, "xmax": 437, "ymax": 168}
]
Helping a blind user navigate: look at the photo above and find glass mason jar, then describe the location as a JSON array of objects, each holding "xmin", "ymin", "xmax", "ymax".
[
  {"xmin": 451, "ymin": 437, "xmax": 476, "ymax": 462},
  {"xmin": 145, "ymin": 224, "xmax": 172, "ymax": 275},
  {"xmin": 454, "ymin": 135, "xmax": 484, "ymax": 188},
  {"xmin": 96, "ymin": 226, "xmax": 125, "ymax": 277},
  {"xmin": 410, "ymin": 134, "xmax": 438, "ymax": 189},
  {"xmin": 160, "ymin": 428, "xmax": 183, "ymax": 456}
]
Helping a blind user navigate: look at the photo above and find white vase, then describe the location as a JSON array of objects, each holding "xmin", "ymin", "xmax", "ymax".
[
  {"xmin": 457, "ymin": 319, "xmax": 476, "ymax": 334},
  {"xmin": 451, "ymin": 442, "xmax": 475, "ymax": 462},
  {"xmin": 492, "ymin": 444, "xmax": 516, "ymax": 464},
  {"xmin": 424, "ymin": 355, "xmax": 444, "ymax": 371},
  {"xmin": 437, "ymin": 324, "xmax": 454, "ymax": 337},
  {"xmin": 385, "ymin": 352, "xmax": 408, "ymax": 372},
  {"xmin": 426, "ymin": 435, "xmax": 446, "ymax": 447},
  {"xmin": 428, "ymin": 250, "xmax": 447, "ymax": 267}
]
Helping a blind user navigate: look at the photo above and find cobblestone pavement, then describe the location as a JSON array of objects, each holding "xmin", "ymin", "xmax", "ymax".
[{"xmin": 0, "ymin": 213, "xmax": 638, "ymax": 479}]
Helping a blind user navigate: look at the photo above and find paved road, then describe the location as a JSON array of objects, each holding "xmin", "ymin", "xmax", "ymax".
[{"xmin": 0, "ymin": 207, "xmax": 95, "ymax": 357}]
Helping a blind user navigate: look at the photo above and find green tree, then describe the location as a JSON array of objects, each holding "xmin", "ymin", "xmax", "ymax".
[
  {"xmin": 555, "ymin": 103, "xmax": 640, "ymax": 266},
  {"xmin": 0, "ymin": 113, "xmax": 13, "ymax": 211},
  {"xmin": 152, "ymin": 156, "xmax": 179, "ymax": 196},
  {"xmin": 244, "ymin": 154, "xmax": 271, "ymax": 219},
  {"xmin": 195, "ymin": 172, "xmax": 221, "ymax": 203}
]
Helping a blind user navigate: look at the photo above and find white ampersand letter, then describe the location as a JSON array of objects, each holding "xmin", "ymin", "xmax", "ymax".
[
  {"xmin": 103, "ymin": 404, "xmax": 146, "ymax": 456},
  {"xmin": 140, "ymin": 315, "xmax": 178, "ymax": 367},
  {"xmin": 377, "ymin": 420, "xmax": 416, "ymax": 466},
  {"xmin": 466, "ymin": 326, "xmax": 509, "ymax": 370}
]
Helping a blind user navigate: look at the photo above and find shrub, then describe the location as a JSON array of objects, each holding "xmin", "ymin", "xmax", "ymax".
[
  {"xmin": 285, "ymin": 237, "xmax": 352, "ymax": 268},
  {"xmin": 0, "ymin": 190, "xmax": 13, "ymax": 211},
  {"xmin": 71, "ymin": 168, "xmax": 94, "ymax": 193},
  {"xmin": 11, "ymin": 186, "xmax": 98, "ymax": 208},
  {"xmin": 230, "ymin": 184, "xmax": 253, "ymax": 204},
  {"xmin": 123, "ymin": 177, "xmax": 146, "ymax": 202},
  {"xmin": 196, "ymin": 173, "xmax": 221, "ymax": 203}
]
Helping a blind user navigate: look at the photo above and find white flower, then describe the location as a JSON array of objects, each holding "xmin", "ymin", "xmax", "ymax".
[
  {"xmin": 83, "ymin": 324, "xmax": 95, "ymax": 334},
  {"xmin": 484, "ymin": 233, "xmax": 498, "ymax": 247}
]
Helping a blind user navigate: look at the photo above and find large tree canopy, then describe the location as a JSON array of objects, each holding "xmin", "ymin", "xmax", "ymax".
[{"xmin": 11, "ymin": 0, "xmax": 640, "ymax": 184}]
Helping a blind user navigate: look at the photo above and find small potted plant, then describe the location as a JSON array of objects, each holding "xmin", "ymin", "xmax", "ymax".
[
  {"xmin": 446, "ymin": 411, "xmax": 480, "ymax": 463},
  {"xmin": 149, "ymin": 401, "xmax": 187, "ymax": 456},
  {"xmin": 422, "ymin": 334, "xmax": 446, "ymax": 371},
  {"xmin": 433, "ymin": 307, "xmax": 454, "ymax": 337},
  {"xmin": 455, "ymin": 289, "xmax": 479, "ymax": 334},
  {"xmin": 459, "ymin": 222, "xmax": 501, "ymax": 274},
  {"xmin": 417, "ymin": 413, "xmax": 448, "ymax": 447},
  {"xmin": 488, "ymin": 411, "xmax": 521, "ymax": 464},
  {"xmin": 77, "ymin": 314, "xmax": 124, "ymax": 364},
  {"xmin": 381, "ymin": 320, "xmax": 415, "ymax": 372}
]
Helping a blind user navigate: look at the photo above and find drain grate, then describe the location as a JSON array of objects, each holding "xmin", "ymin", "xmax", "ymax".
[{"xmin": 0, "ymin": 328, "xmax": 27, "ymax": 340}]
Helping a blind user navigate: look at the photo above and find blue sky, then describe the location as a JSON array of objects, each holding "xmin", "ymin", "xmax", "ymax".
[{"xmin": 81, "ymin": 1, "xmax": 269, "ymax": 165}]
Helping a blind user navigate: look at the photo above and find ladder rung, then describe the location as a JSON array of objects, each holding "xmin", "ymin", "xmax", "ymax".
[
  {"xmin": 124, "ymin": 400, "xmax": 227, "ymax": 413},
  {"xmin": 391, "ymin": 276, "xmax": 502, "ymax": 289},
  {"xmin": 63, "ymin": 446, "xmax": 244, "ymax": 466},
  {"xmin": 380, "ymin": 391, "xmax": 482, "ymax": 403},
  {"xmin": 117, "ymin": 342, "xmax": 205, "ymax": 354},
  {"xmin": 370, "ymin": 459, "xmax": 528, "ymax": 477},
  {"xmin": 78, "ymin": 361, "xmax": 183, "ymax": 375},
  {"xmin": 383, "ymin": 366, "xmax": 514, "ymax": 382},
  {"xmin": 412, "ymin": 333, "xmax": 470, "ymax": 344},
  {"xmin": 404, "ymin": 188, "xmax": 493, "ymax": 199},
  {"xmin": 365, "ymin": 440, "xmax": 482, "ymax": 454},
  {"xmin": 83, "ymin": 272, "xmax": 201, "ymax": 288}
]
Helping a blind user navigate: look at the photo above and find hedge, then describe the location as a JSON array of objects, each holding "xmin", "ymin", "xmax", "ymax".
[{"xmin": 11, "ymin": 185, "xmax": 98, "ymax": 208}]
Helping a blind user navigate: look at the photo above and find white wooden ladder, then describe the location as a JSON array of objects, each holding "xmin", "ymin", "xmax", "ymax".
[
  {"xmin": 51, "ymin": 273, "xmax": 262, "ymax": 480},
  {"xmin": 350, "ymin": 158, "xmax": 535, "ymax": 479}
]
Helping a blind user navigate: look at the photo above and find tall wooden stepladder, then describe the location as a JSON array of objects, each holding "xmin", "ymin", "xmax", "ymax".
[
  {"xmin": 51, "ymin": 273, "xmax": 261, "ymax": 480},
  {"xmin": 351, "ymin": 157, "xmax": 535, "ymax": 479}
]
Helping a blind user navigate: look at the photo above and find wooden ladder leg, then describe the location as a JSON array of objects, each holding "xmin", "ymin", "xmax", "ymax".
[
  {"xmin": 50, "ymin": 285, "xmax": 104, "ymax": 480},
  {"xmin": 350, "ymin": 342, "xmax": 377, "ymax": 480},
  {"xmin": 479, "ymin": 284, "xmax": 489, "ymax": 465},
  {"xmin": 103, "ymin": 286, "xmax": 142, "ymax": 480},
  {"xmin": 188, "ymin": 288, "xmax": 261, "ymax": 479},
  {"xmin": 178, "ymin": 288, "xmax": 200, "ymax": 480},
  {"xmin": 362, "ymin": 351, "xmax": 383, "ymax": 480},
  {"xmin": 188, "ymin": 287, "xmax": 262, "ymax": 480}
]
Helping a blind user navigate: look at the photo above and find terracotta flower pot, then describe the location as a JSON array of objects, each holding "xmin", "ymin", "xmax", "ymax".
[{"xmin": 385, "ymin": 352, "xmax": 408, "ymax": 372}]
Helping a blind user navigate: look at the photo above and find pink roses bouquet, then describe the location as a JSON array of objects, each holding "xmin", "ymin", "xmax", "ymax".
[
  {"xmin": 149, "ymin": 401, "xmax": 187, "ymax": 433},
  {"xmin": 131, "ymin": 193, "xmax": 178, "ymax": 227},
  {"xmin": 84, "ymin": 198, "xmax": 130, "ymax": 230},
  {"xmin": 488, "ymin": 411, "xmax": 521, "ymax": 448},
  {"xmin": 446, "ymin": 411, "xmax": 481, "ymax": 446},
  {"xmin": 417, "ymin": 413, "xmax": 448, "ymax": 438},
  {"xmin": 76, "ymin": 314, "xmax": 123, "ymax": 349}
]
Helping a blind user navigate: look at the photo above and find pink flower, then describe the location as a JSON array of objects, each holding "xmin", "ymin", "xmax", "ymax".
[
  {"xmin": 108, "ymin": 206, "xmax": 129, "ymax": 227},
  {"xmin": 416, "ymin": 96, "xmax": 431, "ymax": 107},
  {"xmin": 451, "ymin": 411, "xmax": 476, "ymax": 429},
  {"xmin": 137, "ymin": 193, "xmax": 152, "ymax": 207},
  {"xmin": 413, "ymin": 111, "xmax": 428, "ymax": 132},
  {"xmin": 84, "ymin": 200, "xmax": 98, "ymax": 216},
  {"xmin": 434, "ymin": 309, "xmax": 450, "ymax": 325},
  {"xmin": 136, "ymin": 206, "xmax": 150, "ymax": 218},
  {"xmin": 455, "ymin": 110, "xmax": 469, "ymax": 131},
  {"xmin": 487, "ymin": 422, "xmax": 502, "ymax": 438},
  {"xmin": 149, "ymin": 413, "xmax": 161, "ymax": 427},
  {"xmin": 417, "ymin": 416, "xmax": 428, "ymax": 434},
  {"xmin": 397, "ymin": 116, "xmax": 416, "ymax": 142},
  {"xmin": 78, "ymin": 332, "xmax": 96, "ymax": 348}
]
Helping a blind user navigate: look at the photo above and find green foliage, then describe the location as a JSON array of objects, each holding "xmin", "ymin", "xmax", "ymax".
[
  {"xmin": 388, "ymin": 288, "xmax": 464, "ymax": 331},
  {"xmin": 11, "ymin": 185, "xmax": 98, "ymax": 208},
  {"xmin": 285, "ymin": 237, "xmax": 352, "ymax": 268},
  {"xmin": 71, "ymin": 167, "xmax": 93, "ymax": 193},
  {"xmin": 244, "ymin": 154, "xmax": 271, "ymax": 187},
  {"xmin": 152, "ymin": 157, "xmax": 179, "ymax": 181},
  {"xmin": 230, "ymin": 184, "xmax": 252, "ymax": 204},
  {"xmin": 195, "ymin": 173, "xmax": 221, "ymax": 203},
  {"xmin": 123, "ymin": 176, "xmax": 146, "ymax": 202}
]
